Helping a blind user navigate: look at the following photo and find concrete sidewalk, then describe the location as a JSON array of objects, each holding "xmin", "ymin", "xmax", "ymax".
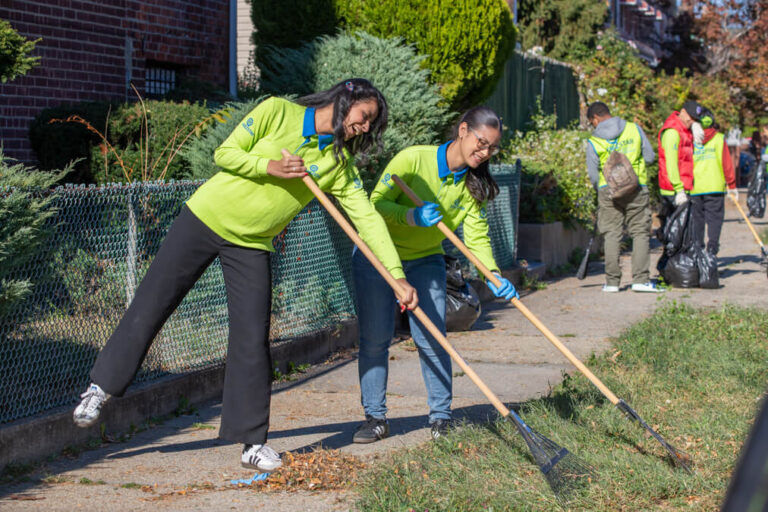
[{"xmin": 2, "ymin": 195, "xmax": 767, "ymax": 511}]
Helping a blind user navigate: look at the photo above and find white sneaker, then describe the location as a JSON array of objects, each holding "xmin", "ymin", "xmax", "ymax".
[
  {"xmin": 631, "ymin": 282, "xmax": 662, "ymax": 293},
  {"xmin": 241, "ymin": 444, "xmax": 282, "ymax": 471},
  {"xmin": 602, "ymin": 285, "xmax": 620, "ymax": 293},
  {"xmin": 73, "ymin": 383, "xmax": 110, "ymax": 427}
]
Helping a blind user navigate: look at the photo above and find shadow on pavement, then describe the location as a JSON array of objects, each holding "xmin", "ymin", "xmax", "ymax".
[{"xmin": 268, "ymin": 402, "xmax": 509, "ymax": 453}]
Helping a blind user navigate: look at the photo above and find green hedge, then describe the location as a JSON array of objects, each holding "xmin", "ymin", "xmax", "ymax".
[
  {"xmin": 250, "ymin": 0, "xmax": 337, "ymax": 53},
  {"xmin": 255, "ymin": 31, "xmax": 452, "ymax": 190},
  {"xmin": 334, "ymin": 0, "xmax": 517, "ymax": 108}
]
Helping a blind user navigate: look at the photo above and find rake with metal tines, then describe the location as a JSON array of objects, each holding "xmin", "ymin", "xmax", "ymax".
[
  {"xmin": 391, "ymin": 174, "xmax": 692, "ymax": 473},
  {"xmin": 301, "ymin": 175, "xmax": 593, "ymax": 500}
]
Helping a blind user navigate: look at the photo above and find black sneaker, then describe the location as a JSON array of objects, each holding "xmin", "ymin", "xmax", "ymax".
[
  {"xmin": 430, "ymin": 418, "xmax": 454, "ymax": 440},
  {"xmin": 353, "ymin": 415, "xmax": 389, "ymax": 444}
]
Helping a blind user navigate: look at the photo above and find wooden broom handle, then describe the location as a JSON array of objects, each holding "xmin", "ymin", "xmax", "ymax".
[
  {"xmin": 301, "ymin": 175, "xmax": 511, "ymax": 416},
  {"xmin": 391, "ymin": 174, "xmax": 621, "ymax": 405},
  {"xmin": 728, "ymin": 193, "xmax": 765, "ymax": 249}
]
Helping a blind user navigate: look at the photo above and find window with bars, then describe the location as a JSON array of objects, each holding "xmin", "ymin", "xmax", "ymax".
[{"xmin": 145, "ymin": 65, "xmax": 177, "ymax": 97}]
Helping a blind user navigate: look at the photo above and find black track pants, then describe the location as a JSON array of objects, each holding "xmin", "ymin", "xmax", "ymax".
[
  {"xmin": 90, "ymin": 206, "xmax": 273, "ymax": 445},
  {"xmin": 690, "ymin": 193, "xmax": 725, "ymax": 255}
]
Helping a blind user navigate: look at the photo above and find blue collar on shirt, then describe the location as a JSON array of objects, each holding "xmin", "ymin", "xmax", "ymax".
[
  {"xmin": 437, "ymin": 141, "xmax": 468, "ymax": 183},
  {"xmin": 303, "ymin": 107, "xmax": 334, "ymax": 150}
]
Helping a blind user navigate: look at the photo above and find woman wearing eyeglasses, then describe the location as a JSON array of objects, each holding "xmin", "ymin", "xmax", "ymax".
[{"xmin": 351, "ymin": 106, "xmax": 518, "ymax": 443}]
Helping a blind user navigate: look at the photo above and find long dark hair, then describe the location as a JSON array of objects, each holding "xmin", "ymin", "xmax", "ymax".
[
  {"xmin": 452, "ymin": 106, "xmax": 501, "ymax": 203},
  {"xmin": 296, "ymin": 78, "xmax": 388, "ymax": 166}
]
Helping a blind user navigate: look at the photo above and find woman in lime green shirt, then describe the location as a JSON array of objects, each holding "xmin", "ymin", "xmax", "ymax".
[
  {"xmin": 352, "ymin": 106, "xmax": 517, "ymax": 443},
  {"xmin": 73, "ymin": 78, "xmax": 417, "ymax": 471}
]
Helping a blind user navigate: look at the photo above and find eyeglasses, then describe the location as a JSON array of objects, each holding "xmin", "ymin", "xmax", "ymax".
[{"xmin": 468, "ymin": 127, "xmax": 501, "ymax": 156}]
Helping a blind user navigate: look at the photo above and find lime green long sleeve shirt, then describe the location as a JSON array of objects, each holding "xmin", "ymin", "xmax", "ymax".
[
  {"xmin": 660, "ymin": 129, "xmax": 682, "ymax": 195},
  {"xmin": 186, "ymin": 97, "xmax": 405, "ymax": 279},
  {"xmin": 371, "ymin": 143, "xmax": 499, "ymax": 275}
]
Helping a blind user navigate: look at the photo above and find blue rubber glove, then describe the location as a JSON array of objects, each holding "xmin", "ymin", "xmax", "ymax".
[
  {"xmin": 487, "ymin": 275, "xmax": 519, "ymax": 300},
  {"xmin": 411, "ymin": 202, "xmax": 443, "ymax": 227}
]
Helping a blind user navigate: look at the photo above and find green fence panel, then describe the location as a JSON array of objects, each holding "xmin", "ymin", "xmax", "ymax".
[{"xmin": 485, "ymin": 51, "xmax": 580, "ymax": 133}]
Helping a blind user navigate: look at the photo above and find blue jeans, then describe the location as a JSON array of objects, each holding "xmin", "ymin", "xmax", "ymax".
[{"xmin": 353, "ymin": 250, "xmax": 452, "ymax": 423}]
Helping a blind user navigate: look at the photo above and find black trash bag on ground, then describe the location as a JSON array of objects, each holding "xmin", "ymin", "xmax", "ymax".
[
  {"xmin": 658, "ymin": 202, "xmax": 700, "ymax": 288},
  {"xmin": 696, "ymin": 248, "xmax": 719, "ymax": 289},
  {"xmin": 663, "ymin": 250, "xmax": 700, "ymax": 288},
  {"xmin": 661, "ymin": 202, "xmax": 691, "ymax": 257},
  {"xmin": 445, "ymin": 255, "xmax": 481, "ymax": 332},
  {"xmin": 747, "ymin": 160, "xmax": 766, "ymax": 218}
]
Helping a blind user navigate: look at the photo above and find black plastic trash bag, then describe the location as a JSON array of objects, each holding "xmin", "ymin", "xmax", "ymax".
[
  {"xmin": 695, "ymin": 246, "xmax": 719, "ymax": 289},
  {"xmin": 658, "ymin": 202, "xmax": 700, "ymax": 288},
  {"xmin": 662, "ymin": 250, "xmax": 700, "ymax": 288},
  {"xmin": 445, "ymin": 255, "xmax": 481, "ymax": 332},
  {"xmin": 747, "ymin": 160, "xmax": 766, "ymax": 218},
  {"xmin": 661, "ymin": 202, "xmax": 691, "ymax": 257}
]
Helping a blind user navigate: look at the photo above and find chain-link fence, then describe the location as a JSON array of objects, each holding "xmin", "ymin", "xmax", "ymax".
[{"xmin": 0, "ymin": 163, "xmax": 519, "ymax": 425}]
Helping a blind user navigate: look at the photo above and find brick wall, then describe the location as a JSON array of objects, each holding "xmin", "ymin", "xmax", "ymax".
[{"xmin": 0, "ymin": 0, "xmax": 230, "ymax": 165}]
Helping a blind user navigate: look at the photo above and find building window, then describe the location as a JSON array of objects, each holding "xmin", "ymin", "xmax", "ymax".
[{"xmin": 145, "ymin": 65, "xmax": 177, "ymax": 97}]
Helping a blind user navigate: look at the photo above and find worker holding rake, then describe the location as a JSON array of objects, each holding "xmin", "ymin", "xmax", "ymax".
[
  {"xmin": 352, "ymin": 106, "xmax": 518, "ymax": 443},
  {"xmin": 72, "ymin": 78, "xmax": 418, "ymax": 471}
]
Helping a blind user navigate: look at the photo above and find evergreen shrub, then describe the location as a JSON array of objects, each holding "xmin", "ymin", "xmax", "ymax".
[
  {"xmin": 0, "ymin": 153, "xmax": 65, "ymax": 320},
  {"xmin": 256, "ymin": 31, "xmax": 453, "ymax": 189},
  {"xmin": 182, "ymin": 99, "xmax": 266, "ymax": 180}
]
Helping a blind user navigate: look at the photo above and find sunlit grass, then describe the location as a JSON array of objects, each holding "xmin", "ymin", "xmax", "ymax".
[{"xmin": 356, "ymin": 303, "xmax": 767, "ymax": 511}]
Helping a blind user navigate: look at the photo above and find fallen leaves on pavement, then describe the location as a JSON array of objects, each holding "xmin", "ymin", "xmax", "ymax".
[{"xmin": 234, "ymin": 447, "xmax": 366, "ymax": 492}]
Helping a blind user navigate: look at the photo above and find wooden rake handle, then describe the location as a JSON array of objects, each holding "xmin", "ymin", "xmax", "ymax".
[
  {"xmin": 301, "ymin": 175, "xmax": 511, "ymax": 416},
  {"xmin": 728, "ymin": 193, "xmax": 766, "ymax": 249},
  {"xmin": 391, "ymin": 174, "xmax": 621, "ymax": 405}
]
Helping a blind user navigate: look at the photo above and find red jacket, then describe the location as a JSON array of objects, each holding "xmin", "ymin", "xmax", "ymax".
[{"xmin": 658, "ymin": 112, "xmax": 694, "ymax": 192}]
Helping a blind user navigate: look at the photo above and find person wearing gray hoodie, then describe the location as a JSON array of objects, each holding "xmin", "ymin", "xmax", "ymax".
[{"xmin": 586, "ymin": 102, "xmax": 659, "ymax": 292}]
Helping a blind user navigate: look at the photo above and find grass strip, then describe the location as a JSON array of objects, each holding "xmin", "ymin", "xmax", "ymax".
[{"xmin": 355, "ymin": 303, "xmax": 768, "ymax": 511}]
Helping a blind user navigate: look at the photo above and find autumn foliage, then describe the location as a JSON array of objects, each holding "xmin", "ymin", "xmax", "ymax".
[{"xmin": 690, "ymin": 0, "xmax": 768, "ymax": 121}]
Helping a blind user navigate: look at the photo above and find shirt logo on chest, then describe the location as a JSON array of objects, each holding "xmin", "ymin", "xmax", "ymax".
[
  {"xmin": 450, "ymin": 198, "xmax": 465, "ymax": 211},
  {"xmin": 242, "ymin": 117, "xmax": 254, "ymax": 136},
  {"xmin": 308, "ymin": 164, "xmax": 320, "ymax": 178}
]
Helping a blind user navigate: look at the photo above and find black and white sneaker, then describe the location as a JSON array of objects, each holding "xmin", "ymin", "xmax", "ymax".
[
  {"xmin": 352, "ymin": 415, "xmax": 390, "ymax": 444},
  {"xmin": 430, "ymin": 418, "xmax": 454, "ymax": 440},
  {"xmin": 241, "ymin": 444, "xmax": 282, "ymax": 472},
  {"xmin": 73, "ymin": 383, "xmax": 110, "ymax": 427}
]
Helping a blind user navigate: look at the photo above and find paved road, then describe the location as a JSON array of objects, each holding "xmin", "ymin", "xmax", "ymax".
[{"xmin": 2, "ymin": 194, "xmax": 766, "ymax": 511}]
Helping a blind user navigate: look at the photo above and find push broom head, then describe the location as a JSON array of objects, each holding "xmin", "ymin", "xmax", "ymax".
[{"xmin": 505, "ymin": 413, "xmax": 594, "ymax": 501}]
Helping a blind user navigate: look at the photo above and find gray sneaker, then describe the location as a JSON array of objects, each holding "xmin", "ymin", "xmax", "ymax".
[
  {"xmin": 353, "ymin": 415, "xmax": 390, "ymax": 443},
  {"xmin": 73, "ymin": 383, "xmax": 110, "ymax": 427}
]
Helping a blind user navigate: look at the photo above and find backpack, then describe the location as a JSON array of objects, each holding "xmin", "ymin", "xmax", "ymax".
[{"xmin": 602, "ymin": 150, "xmax": 639, "ymax": 199}]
